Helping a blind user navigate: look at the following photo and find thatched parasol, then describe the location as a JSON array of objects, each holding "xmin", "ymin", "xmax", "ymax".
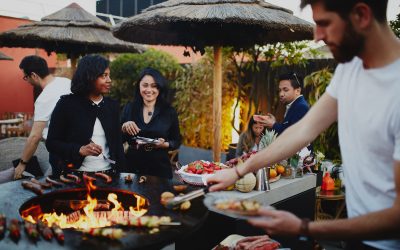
[
  {"xmin": 0, "ymin": 3, "xmax": 145, "ymax": 66},
  {"xmin": 113, "ymin": 0, "xmax": 314, "ymax": 161},
  {"xmin": 0, "ymin": 51, "xmax": 13, "ymax": 60}
]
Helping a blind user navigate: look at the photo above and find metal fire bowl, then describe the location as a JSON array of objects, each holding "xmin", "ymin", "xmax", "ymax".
[{"xmin": 0, "ymin": 173, "xmax": 208, "ymax": 250}]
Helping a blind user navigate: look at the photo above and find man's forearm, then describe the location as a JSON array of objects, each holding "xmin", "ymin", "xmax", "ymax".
[{"xmin": 20, "ymin": 134, "xmax": 41, "ymax": 162}]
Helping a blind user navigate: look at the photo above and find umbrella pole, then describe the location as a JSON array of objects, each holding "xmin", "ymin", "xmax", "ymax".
[{"xmin": 213, "ymin": 45, "xmax": 222, "ymax": 162}]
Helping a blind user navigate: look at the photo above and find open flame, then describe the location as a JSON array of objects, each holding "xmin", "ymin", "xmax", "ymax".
[{"xmin": 21, "ymin": 179, "xmax": 148, "ymax": 230}]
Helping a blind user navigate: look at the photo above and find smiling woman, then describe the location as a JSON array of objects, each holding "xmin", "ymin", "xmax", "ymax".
[
  {"xmin": 121, "ymin": 67, "xmax": 182, "ymax": 179},
  {"xmin": 46, "ymin": 55, "xmax": 125, "ymax": 177}
]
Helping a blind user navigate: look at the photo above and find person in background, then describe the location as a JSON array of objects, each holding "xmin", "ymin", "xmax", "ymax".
[
  {"xmin": 254, "ymin": 72, "xmax": 309, "ymax": 136},
  {"xmin": 236, "ymin": 116, "xmax": 265, "ymax": 157},
  {"xmin": 208, "ymin": 0, "xmax": 400, "ymax": 249},
  {"xmin": 121, "ymin": 67, "xmax": 181, "ymax": 179},
  {"xmin": 46, "ymin": 55, "xmax": 124, "ymax": 176},
  {"xmin": 11, "ymin": 55, "xmax": 71, "ymax": 180}
]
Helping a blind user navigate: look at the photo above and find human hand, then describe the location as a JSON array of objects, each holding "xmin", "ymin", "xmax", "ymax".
[
  {"xmin": 207, "ymin": 168, "xmax": 240, "ymax": 192},
  {"xmin": 122, "ymin": 121, "xmax": 141, "ymax": 135},
  {"xmin": 14, "ymin": 163, "xmax": 26, "ymax": 179},
  {"xmin": 247, "ymin": 207, "xmax": 302, "ymax": 236},
  {"xmin": 254, "ymin": 114, "xmax": 275, "ymax": 128},
  {"xmin": 79, "ymin": 142, "xmax": 102, "ymax": 157}
]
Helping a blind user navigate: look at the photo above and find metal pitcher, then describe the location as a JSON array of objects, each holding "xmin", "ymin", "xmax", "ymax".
[{"xmin": 255, "ymin": 167, "xmax": 270, "ymax": 191}]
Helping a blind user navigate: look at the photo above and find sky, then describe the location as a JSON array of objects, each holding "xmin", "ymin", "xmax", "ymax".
[
  {"xmin": 267, "ymin": 0, "xmax": 400, "ymax": 23},
  {"xmin": 0, "ymin": 0, "xmax": 96, "ymax": 20}
]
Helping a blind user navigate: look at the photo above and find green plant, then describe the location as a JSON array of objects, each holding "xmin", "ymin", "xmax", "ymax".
[
  {"xmin": 109, "ymin": 48, "xmax": 182, "ymax": 106},
  {"xmin": 304, "ymin": 68, "xmax": 341, "ymax": 161},
  {"xmin": 172, "ymin": 48, "xmax": 237, "ymax": 150},
  {"xmin": 390, "ymin": 13, "xmax": 400, "ymax": 38}
]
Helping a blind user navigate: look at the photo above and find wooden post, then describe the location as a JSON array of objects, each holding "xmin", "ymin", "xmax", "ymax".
[{"xmin": 213, "ymin": 46, "xmax": 222, "ymax": 162}]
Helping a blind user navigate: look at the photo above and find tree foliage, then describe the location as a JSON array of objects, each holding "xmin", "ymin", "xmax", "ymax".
[
  {"xmin": 172, "ymin": 48, "xmax": 237, "ymax": 150},
  {"xmin": 304, "ymin": 68, "xmax": 341, "ymax": 162},
  {"xmin": 390, "ymin": 13, "xmax": 400, "ymax": 38}
]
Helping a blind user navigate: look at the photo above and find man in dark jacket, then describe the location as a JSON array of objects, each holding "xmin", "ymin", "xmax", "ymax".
[{"xmin": 257, "ymin": 72, "xmax": 309, "ymax": 135}]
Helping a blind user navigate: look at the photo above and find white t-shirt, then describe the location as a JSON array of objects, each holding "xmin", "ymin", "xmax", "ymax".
[
  {"xmin": 327, "ymin": 57, "xmax": 400, "ymax": 250},
  {"xmin": 34, "ymin": 77, "xmax": 71, "ymax": 139},
  {"xmin": 79, "ymin": 99, "xmax": 111, "ymax": 172}
]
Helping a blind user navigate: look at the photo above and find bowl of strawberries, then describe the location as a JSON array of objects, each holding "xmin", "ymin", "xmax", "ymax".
[{"xmin": 177, "ymin": 160, "xmax": 230, "ymax": 186}]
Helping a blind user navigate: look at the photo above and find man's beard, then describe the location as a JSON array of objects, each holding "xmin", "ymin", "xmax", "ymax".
[{"xmin": 329, "ymin": 22, "xmax": 365, "ymax": 63}]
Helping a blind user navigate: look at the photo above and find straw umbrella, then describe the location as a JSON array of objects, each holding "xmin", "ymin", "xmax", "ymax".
[
  {"xmin": 0, "ymin": 51, "xmax": 13, "ymax": 60},
  {"xmin": 0, "ymin": 3, "xmax": 145, "ymax": 68},
  {"xmin": 113, "ymin": 0, "xmax": 314, "ymax": 161}
]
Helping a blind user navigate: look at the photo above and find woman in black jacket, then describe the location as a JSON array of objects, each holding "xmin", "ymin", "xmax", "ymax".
[
  {"xmin": 46, "ymin": 55, "xmax": 125, "ymax": 176},
  {"xmin": 121, "ymin": 67, "xmax": 181, "ymax": 179}
]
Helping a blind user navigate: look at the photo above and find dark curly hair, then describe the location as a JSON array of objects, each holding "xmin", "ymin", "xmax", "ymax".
[
  {"xmin": 133, "ymin": 67, "xmax": 169, "ymax": 106},
  {"xmin": 71, "ymin": 55, "xmax": 110, "ymax": 96}
]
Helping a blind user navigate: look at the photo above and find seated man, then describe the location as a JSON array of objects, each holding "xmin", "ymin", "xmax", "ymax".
[{"xmin": 256, "ymin": 72, "xmax": 309, "ymax": 135}]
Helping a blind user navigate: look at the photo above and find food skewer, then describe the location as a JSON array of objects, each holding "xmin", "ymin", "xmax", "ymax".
[
  {"xmin": 52, "ymin": 224, "xmax": 64, "ymax": 244},
  {"xmin": 21, "ymin": 181, "xmax": 44, "ymax": 195},
  {"xmin": 37, "ymin": 220, "xmax": 53, "ymax": 241},
  {"xmin": 24, "ymin": 221, "xmax": 39, "ymax": 242},
  {"xmin": 8, "ymin": 219, "xmax": 21, "ymax": 242},
  {"xmin": 0, "ymin": 214, "xmax": 5, "ymax": 239}
]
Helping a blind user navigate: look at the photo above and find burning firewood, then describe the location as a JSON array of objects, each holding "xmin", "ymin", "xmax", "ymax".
[
  {"xmin": 24, "ymin": 221, "xmax": 39, "ymax": 242},
  {"xmin": 30, "ymin": 178, "xmax": 52, "ymax": 189},
  {"xmin": 0, "ymin": 214, "xmax": 5, "ymax": 239},
  {"xmin": 51, "ymin": 224, "xmax": 64, "ymax": 244},
  {"xmin": 46, "ymin": 176, "xmax": 63, "ymax": 187},
  {"xmin": 37, "ymin": 220, "xmax": 53, "ymax": 241},
  {"xmin": 21, "ymin": 181, "xmax": 44, "ymax": 195},
  {"xmin": 82, "ymin": 227, "xmax": 125, "ymax": 240},
  {"xmin": 8, "ymin": 219, "xmax": 21, "ymax": 242},
  {"xmin": 53, "ymin": 199, "xmax": 110, "ymax": 211},
  {"xmin": 95, "ymin": 172, "xmax": 112, "ymax": 183}
]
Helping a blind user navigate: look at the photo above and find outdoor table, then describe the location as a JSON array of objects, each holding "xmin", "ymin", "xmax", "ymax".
[
  {"xmin": 315, "ymin": 187, "xmax": 346, "ymax": 220},
  {"xmin": 0, "ymin": 173, "xmax": 208, "ymax": 250},
  {"xmin": 177, "ymin": 174, "xmax": 317, "ymax": 250}
]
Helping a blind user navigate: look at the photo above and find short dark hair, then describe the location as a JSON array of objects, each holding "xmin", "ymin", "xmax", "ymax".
[
  {"xmin": 71, "ymin": 55, "xmax": 110, "ymax": 96},
  {"xmin": 19, "ymin": 55, "xmax": 50, "ymax": 78},
  {"xmin": 300, "ymin": 0, "xmax": 388, "ymax": 22},
  {"xmin": 133, "ymin": 67, "xmax": 169, "ymax": 105},
  {"xmin": 278, "ymin": 72, "xmax": 303, "ymax": 89}
]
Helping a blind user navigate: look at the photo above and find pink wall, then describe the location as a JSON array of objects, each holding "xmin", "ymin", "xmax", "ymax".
[{"xmin": 0, "ymin": 15, "xmax": 58, "ymax": 117}]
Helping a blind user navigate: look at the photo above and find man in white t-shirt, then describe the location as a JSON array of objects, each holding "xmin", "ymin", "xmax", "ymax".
[
  {"xmin": 13, "ymin": 55, "xmax": 71, "ymax": 179},
  {"xmin": 207, "ymin": 0, "xmax": 400, "ymax": 249}
]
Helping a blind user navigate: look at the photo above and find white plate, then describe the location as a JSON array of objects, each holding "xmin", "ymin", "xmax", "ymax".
[
  {"xmin": 177, "ymin": 160, "xmax": 228, "ymax": 186},
  {"xmin": 203, "ymin": 196, "xmax": 274, "ymax": 220}
]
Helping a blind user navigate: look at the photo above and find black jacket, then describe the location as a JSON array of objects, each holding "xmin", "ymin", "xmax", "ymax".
[
  {"xmin": 46, "ymin": 94, "xmax": 125, "ymax": 172},
  {"xmin": 121, "ymin": 100, "xmax": 181, "ymax": 178}
]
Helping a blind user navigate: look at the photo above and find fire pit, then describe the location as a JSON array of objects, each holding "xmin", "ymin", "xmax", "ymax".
[{"xmin": 0, "ymin": 174, "xmax": 208, "ymax": 250}]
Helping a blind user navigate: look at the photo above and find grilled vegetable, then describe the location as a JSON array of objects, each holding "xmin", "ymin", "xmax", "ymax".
[
  {"xmin": 24, "ymin": 221, "xmax": 39, "ymax": 241},
  {"xmin": 0, "ymin": 214, "xmax": 6, "ymax": 238},
  {"xmin": 37, "ymin": 220, "xmax": 53, "ymax": 241},
  {"xmin": 52, "ymin": 224, "xmax": 64, "ymax": 244},
  {"xmin": 8, "ymin": 219, "xmax": 20, "ymax": 242},
  {"xmin": 83, "ymin": 228, "xmax": 125, "ymax": 240}
]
